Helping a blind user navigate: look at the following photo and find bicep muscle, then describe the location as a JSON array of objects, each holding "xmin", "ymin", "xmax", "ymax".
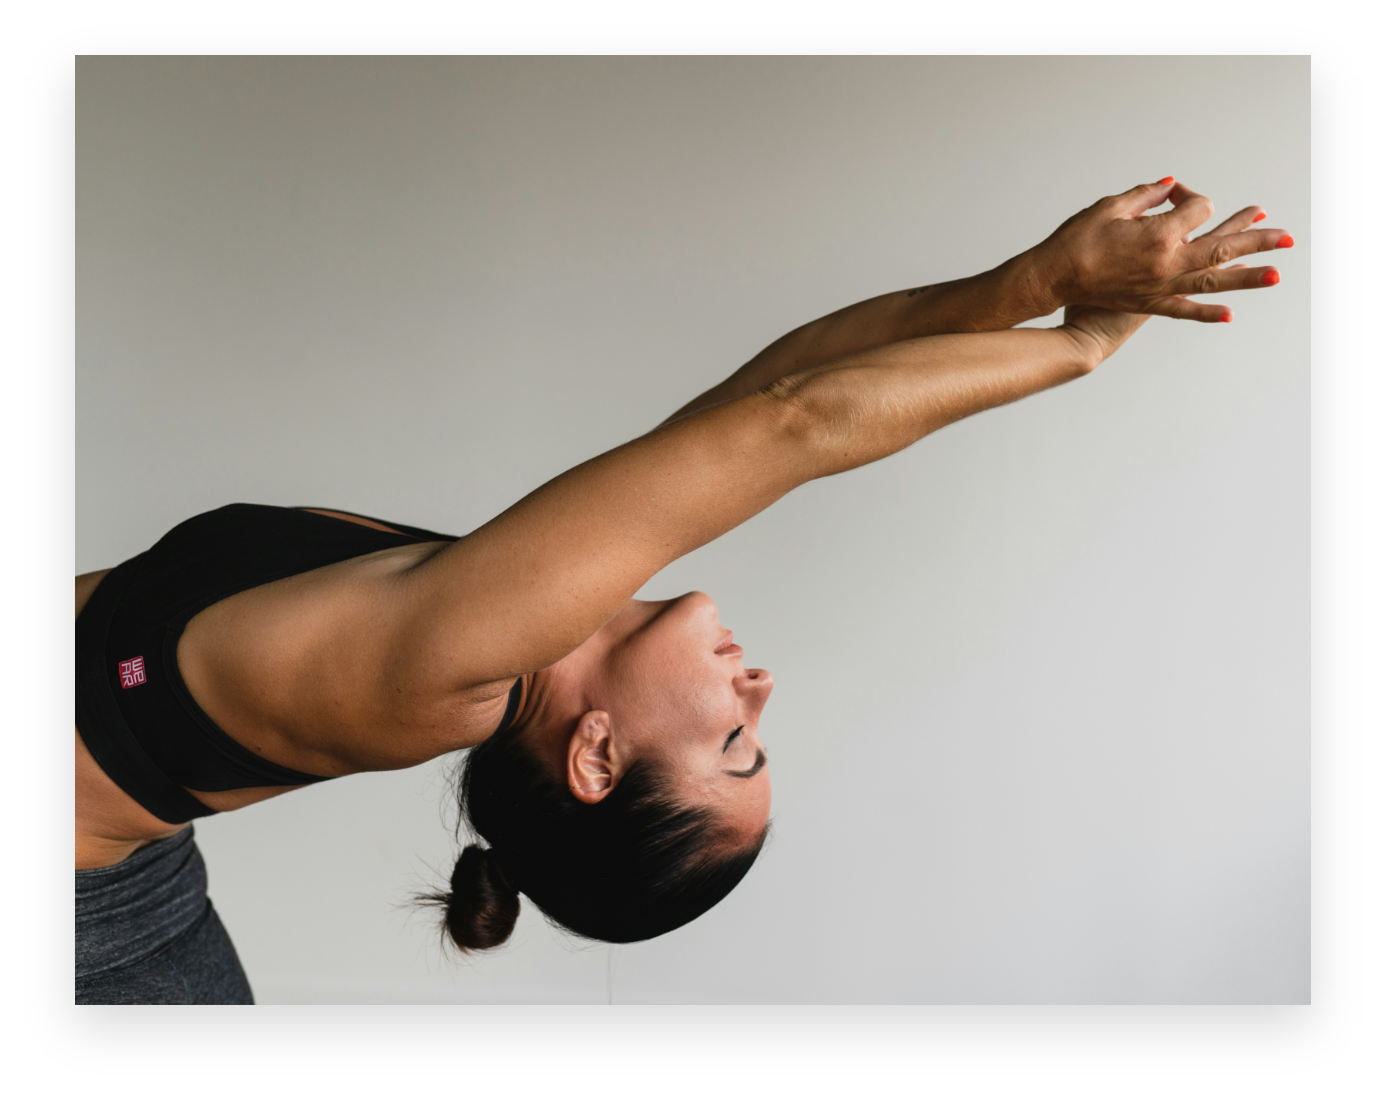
[{"xmin": 399, "ymin": 391, "xmax": 809, "ymax": 688}]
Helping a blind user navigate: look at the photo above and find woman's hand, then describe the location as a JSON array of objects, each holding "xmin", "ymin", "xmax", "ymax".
[{"xmin": 1031, "ymin": 179, "xmax": 1294, "ymax": 324}]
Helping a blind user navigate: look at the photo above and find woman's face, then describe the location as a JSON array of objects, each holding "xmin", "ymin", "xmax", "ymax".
[{"xmin": 575, "ymin": 592, "xmax": 774, "ymax": 840}]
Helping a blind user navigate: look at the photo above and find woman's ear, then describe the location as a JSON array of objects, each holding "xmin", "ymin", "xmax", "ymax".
[{"xmin": 567, "ymin": 710, "xmax": 618, "ymax": 804}]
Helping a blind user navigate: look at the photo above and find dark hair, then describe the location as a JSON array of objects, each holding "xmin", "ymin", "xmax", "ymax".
[{"xmin": 423, "ymin": 721, "xmax": 768, "ymax": 953}]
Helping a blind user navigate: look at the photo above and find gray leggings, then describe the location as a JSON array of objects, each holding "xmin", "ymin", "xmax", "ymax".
[{"xmin": 76, "ymin": 825, "xmax": 254, "ymax": 1004}]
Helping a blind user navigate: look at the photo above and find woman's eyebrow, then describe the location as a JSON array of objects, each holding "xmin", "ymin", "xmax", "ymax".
[
  {"xmin": 723, "ymin": 749, "xmax": 766, "ymax": 780},
  {"xmin": 722, "ymin": 726, "xmax": 744, "ymax": 753}
]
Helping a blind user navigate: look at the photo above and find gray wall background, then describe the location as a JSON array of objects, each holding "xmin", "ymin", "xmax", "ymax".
[{"xmin": 76, "ymin": 56, "xmax": 1308, "ymax": 1003}]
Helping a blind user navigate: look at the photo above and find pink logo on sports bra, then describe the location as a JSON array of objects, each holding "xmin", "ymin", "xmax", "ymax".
[{"xmin": 118, "ymin": 657, "xmax": 147, "ymax": 688}]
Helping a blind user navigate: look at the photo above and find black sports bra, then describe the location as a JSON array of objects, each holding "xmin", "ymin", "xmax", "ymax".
[{"xmin": 76, "ymin": 504, "xmax": 522, "ymax": 825}]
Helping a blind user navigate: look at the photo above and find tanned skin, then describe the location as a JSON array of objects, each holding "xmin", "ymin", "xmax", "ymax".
[{"xmin": 76, "ymin": 179, "xmax": 1293, "ymax": 869}]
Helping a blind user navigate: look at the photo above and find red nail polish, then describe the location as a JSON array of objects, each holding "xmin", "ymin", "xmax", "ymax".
[
  {"xmin": 1253, "ymin": 212, "xmax": 1266, "ymax": 222},
  {"xmin": 1261, "ymin": 270, "xmax": 1280, "ymax": 286},
  {"xmin": 1159, "ymin": 176, "xmax": 1175, "ymax": 185},
  {"xmin": 1277, "ymin": 234, "xmax": 1294, "ymax": 248},
  {"xmin": 1220, "ymin": 313, "xmax": 1233, "ymax": 323}
]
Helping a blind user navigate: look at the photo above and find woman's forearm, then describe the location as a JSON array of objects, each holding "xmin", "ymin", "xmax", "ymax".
[
  {"xmin": 768, "ymin": 322, "xmax": 1100, "ymax": 481},
  {"xmin": 399, "ymin": 309, "xmax": 1137, "ymax": 686},
  {"xmin": 664, "ymin": 178, "xmax": 1291, "ymax": 427},
  {"xmin": 663, "ymin": 250, "xmax": 1054, "ymax": 425}
]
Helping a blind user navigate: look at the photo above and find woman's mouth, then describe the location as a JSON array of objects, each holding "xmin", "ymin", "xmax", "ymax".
[{"xmin": 714, "ymin": 631, "xmax": 743, "ymax": 657}]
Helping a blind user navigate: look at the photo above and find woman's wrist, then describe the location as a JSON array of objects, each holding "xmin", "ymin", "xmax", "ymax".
[
  {"xmin": 999, "ymin": 247, "xmax": 1067, "ymax": 321},
  {"xmin": 901, "ymin": 251, "xmax": 1060, "ymax": 338},
  {"xmin": 1054, "ymin": 323, "xmax": 1105, "ymax": 374},
  {"xmin": 1056, "ymin": 306, "xmax": 1151, "ymax": 373}
]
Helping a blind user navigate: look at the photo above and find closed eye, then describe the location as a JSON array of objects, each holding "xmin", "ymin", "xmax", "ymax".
[
  {"xmin": 724, "ymin": 749, "xmax": 766, "ymax": 780},
  {"xmin": 722, "ymin": 726, "xmax": 744, "ymax": 753}
]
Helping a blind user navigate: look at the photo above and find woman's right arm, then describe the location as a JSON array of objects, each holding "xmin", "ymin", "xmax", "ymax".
[{"xmin": 389, "ymin": 308, "xmax": 1141, "ymax": 691}]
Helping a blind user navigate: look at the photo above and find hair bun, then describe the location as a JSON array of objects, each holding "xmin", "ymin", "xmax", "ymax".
[{"xmin": 441, "ymin": 845, "xmax": 520, "ymax": 952}]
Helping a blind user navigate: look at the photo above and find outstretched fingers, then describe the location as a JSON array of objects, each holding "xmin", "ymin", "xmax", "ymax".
[
  {"xmin": 1198, "ymin": 205, "xmax": 1267, "ymax": 238},
  {"xmin": 1182, "ymin": 223, "xmax": 1294, "ymax": 271},
  {"xmin": 1164, "ymin": 261, "xmax": 1280, "ymax": 299},
  {"xmin": 1146, "ymin": 295, "xmax": 1235, "ymax": 324}
]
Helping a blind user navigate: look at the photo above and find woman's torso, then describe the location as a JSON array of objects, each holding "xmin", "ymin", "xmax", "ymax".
[{"xmin": 75, "ymin": 507, "xmax": 520, "ymax": 869}]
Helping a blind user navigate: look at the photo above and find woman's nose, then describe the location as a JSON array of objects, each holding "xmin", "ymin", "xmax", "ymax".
[
  {"xmin": 679, "ymin": 591, "xmax": 718, "ymax": 617},
  {"xmin": 736, "ymin": 667, "xmax": 774, "ymax": 709}
]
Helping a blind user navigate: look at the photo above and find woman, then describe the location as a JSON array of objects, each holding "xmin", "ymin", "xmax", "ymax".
[{"xmin": 75, "ymin": 179, "xmax": 1293, "ymax": 1003}]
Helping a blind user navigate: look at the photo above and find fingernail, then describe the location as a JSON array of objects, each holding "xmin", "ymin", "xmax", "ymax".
[
  {"xmin": 1253, "ymin": 212, "xmax": 1267, "ymax": 222},
  {"xmin": 1158, "ymin": 176, "xmax": 1175, "ymax": 185},
  {"xmin": 1261, "ymin": 270, "xmax": 1280, "ymax": 286},
  {"xmin": 1220, "ymin": 313, "xmax": 1233, "ymax": 323},
  {"xmin": 1277, "ymin": 234, "xmax": 1295, "ymax": 248}
]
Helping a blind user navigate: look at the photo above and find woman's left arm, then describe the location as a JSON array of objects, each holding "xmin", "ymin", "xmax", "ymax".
[{"xmin": 663, "ymin": 179, "xmax": 1293, "ymax": 424}]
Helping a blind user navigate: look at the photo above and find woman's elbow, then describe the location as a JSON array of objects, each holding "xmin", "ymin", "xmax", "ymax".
[{"xmin": 753, "ymin": 376, "xmax": 841, "ymax": 479}]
